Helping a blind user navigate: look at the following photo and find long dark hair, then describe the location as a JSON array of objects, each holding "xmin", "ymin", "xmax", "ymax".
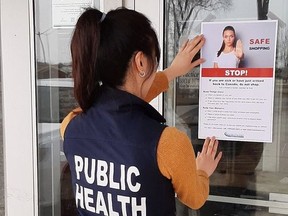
[
  {"xmin": 217, "ymin": 25, "xmax": 236, "ymax": 57},
  {"xmin": 70, "ymin": 8, "xmax": 160, "ymax": 112}
]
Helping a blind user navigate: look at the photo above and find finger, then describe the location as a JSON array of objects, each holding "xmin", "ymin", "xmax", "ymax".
[
  {"xmin": 195, "ymin": 37, "xmax": 205, "ymax": 49},
  {"xmin": 201, "ymin": 137, "xmax": 210, "ymax": 154},
  {"xmin": 186, "ymin": 35, "xmax": 205, "ymax": 53},
  {"xmin": 190, "ymin": 58, "xmax": 206, "ymax": 69},
  {"xmin": 190, "ymin": 37, "xmax": 205, "ymax": 54},
  {"xmin": 197, "ymin": 151, "xmax": 200, "ymax": 158},
  {"xmin": 186, "ymin": 38, "xmax": 205, "ymax": 61},
  {"xmin": 179, "ymin": 39, "xmax": 189, "ymax": 52},
  {"xmin": 211, "ymin": 139, "xmax": 219, "ymax": 159},
  {"xmin": 214, "ymin": 151, "xmax": 223, "ymax": 165},
  {"xmin": 184, "ymin": 35, "xmax": 202, "ymax": 52},
  {"xmin": 206, "ymin": 136, "xmax": 216, "ymax": 155}
]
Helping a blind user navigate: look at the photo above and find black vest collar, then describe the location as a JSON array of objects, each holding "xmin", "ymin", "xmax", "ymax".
[{"xmin": 95, "ymin": 85, "xmax": 166, "ymax": 124}]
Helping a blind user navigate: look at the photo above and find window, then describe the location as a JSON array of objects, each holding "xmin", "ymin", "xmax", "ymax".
[{"xmin": 164, "ymin": 0, "xmax": 288, "ymax": 215}]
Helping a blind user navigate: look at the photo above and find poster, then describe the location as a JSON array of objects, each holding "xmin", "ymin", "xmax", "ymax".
[
  {"xmin": 52, "ymin": 0, "xmax": 93, "ymax": 28},
  {"xmin": 198, "ymin": 20, "xmax": 278, "ymax": 142}
]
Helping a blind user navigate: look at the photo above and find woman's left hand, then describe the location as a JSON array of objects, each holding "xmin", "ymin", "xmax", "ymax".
[{"xmin": 164, "ymin": 34, "xmax": 206, "ymax": 82}]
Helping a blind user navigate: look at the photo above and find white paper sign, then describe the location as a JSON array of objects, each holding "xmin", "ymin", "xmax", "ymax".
[
  {"xmin": 52, "ymin": 0, "xmax": 93, "ymax": 28},
  {"xmin": 199, "ymin": 20, "xmax": 278, "ymax": 143}
]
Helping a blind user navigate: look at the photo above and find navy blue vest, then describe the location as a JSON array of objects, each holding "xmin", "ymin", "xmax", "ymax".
[{"xmin": 64, "ymin": 85, "xmax": 176, "ymax": 216}]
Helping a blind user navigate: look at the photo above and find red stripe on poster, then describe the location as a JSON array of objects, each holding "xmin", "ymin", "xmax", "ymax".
[{"xmin": 201, "ymin": 68, "xmax": 273, "ymax": 77}]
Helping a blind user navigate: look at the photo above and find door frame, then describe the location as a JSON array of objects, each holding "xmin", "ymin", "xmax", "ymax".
[{"xmin": 1, "ymin": 0, "xmax": 38, "ymax": 215}]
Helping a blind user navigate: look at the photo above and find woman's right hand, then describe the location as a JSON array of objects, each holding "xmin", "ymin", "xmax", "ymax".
[
  {"xmin": 196, "ymin": 136, "xmax": 222, "ymax": 177},
  {"xmin": 235, "ymin": 39, "xmax": 244, "ymax": 59}
]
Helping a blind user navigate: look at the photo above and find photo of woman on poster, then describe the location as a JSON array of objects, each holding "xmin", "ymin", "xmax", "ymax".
[{"xmin": 213, "ymin": 25, "xmax": 244, "ymax": 68}]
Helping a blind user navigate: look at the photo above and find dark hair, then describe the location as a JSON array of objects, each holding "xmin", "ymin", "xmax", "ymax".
[
  {"xmin": 217, "ymin": 25, "xmax": 236, "ymax": 57},
  {"xmin": 70, "ymin": 8, "xmax": 160, "ymax": 112}
]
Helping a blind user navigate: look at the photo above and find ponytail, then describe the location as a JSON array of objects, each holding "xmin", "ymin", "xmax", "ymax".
[
  {"xmin": 70, "ymin": 8, "xmax": 103, "ymax": 112},
  {"xmin": 217, "ymin": 42, "xmax": 225, "ymax": 57},
  {"xmin": 71, "ymin": 8, "xmax": 160, "ymax": 112}
]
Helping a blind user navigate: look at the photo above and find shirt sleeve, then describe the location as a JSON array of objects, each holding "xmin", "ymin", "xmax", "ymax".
[
  {"xmin": 157, "ymin": 127, "xmax": 209, "ymax": 209},
  {"xmin": 60, "ymin": 107, "xmax": 82, "ymax": 139},
  {"xmin": 144, "ymin": 72, "xmax": 169, "ymax": 102}
]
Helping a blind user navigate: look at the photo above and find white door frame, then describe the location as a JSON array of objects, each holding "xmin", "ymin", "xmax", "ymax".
[{"xmin": 1, "ymin": 0, "xmax": 38, "ymax": 215}]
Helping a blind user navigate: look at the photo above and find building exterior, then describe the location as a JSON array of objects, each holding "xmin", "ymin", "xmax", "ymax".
[{"xmin": 1, "ymin": 0, "xmax": 288, "ymax": 215}]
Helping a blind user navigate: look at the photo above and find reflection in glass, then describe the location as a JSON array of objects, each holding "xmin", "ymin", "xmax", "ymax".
[
  {"xmin": 164, "ymin": 0, "xmax": 288, "ymax": 215},
  {"xmin": 34, "ymin": 0, "xmax": 81, "ymax": 215}
]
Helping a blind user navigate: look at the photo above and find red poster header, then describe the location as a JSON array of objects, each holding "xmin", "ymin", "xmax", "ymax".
[{"xmin": 201, "ymin": 68, "xmax": 273, "ymax": 77}]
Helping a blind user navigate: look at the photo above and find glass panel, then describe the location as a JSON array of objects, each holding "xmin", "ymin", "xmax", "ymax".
[
  {"xmin": 34, "ymin": 1, "xmax": 97, "ymax": 215},
  {"xmin": 164, "ymin": 0, "xmax": 288, "ymax": 215},
  {"xmin": 176, "ymin": 199, "xmax": 279, "ymax": 216}
]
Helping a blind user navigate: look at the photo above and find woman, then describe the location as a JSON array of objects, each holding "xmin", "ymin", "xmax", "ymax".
[
  {"xmin": 61, "ymin": 8, "xmax": 222, "ymax": 216},
  {"xmin": 214, "ymin": 25, "xmax": 244, "ymax": 68}
]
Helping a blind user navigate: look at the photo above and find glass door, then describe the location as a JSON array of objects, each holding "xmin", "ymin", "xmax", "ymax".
[
  {"xmin": 163, "ymin": 0, "xmax": 288, "ymax": 215},
  {"xmin": 35, "ymin": 1, "xmax": 98, "ymax": 215},
  {"xmin": 34, "ymin": 1, "xmax": 131, "ymax": 215}
]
